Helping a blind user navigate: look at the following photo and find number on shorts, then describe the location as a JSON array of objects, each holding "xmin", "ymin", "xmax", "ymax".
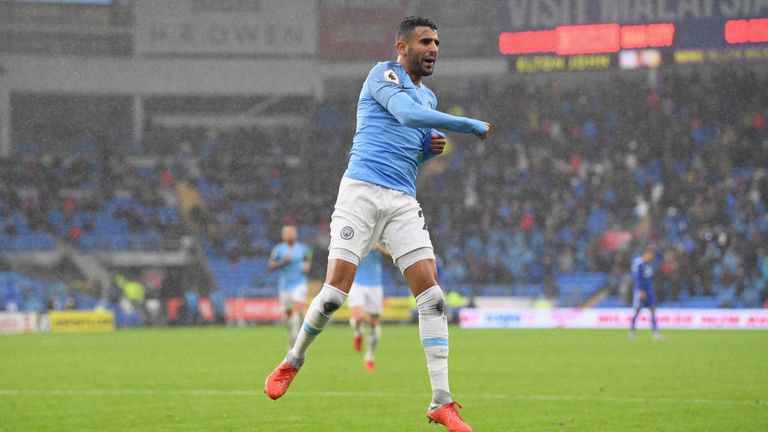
[{"xmin": 418, "ymin": 209, "xmax": 427, "ymax": 230}]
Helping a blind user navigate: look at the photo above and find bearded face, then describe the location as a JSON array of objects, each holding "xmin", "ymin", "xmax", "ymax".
[{"xmin": 403, "ymin": 26, "xmax": 439, "ymax": 79}]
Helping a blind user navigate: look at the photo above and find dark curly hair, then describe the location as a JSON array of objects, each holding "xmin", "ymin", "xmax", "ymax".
[{"xmin": 396, "ymin": 16, "xmax": 438, "ymax": 41}]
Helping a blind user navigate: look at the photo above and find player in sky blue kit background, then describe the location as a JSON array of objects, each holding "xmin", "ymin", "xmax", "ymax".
[
  {"xmin": 265, "ymin": 16, "xmax": 489, "ymax": 432},
  {"xmin": 630, "ymin": 247, "xmax": 663, "ymax": 340},
  {"xmin": 348, "ymin": 243, "xmax": 389, "ymax": 371},
  {"xmin": 268, "ymin": 225, "xmax": 311, "ymax": 348}
]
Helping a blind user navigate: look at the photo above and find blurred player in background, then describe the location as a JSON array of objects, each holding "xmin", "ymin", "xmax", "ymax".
[
  {"xmin": 265, "ymin": 16, "xmax": 489, "ymax": 431},
  {"xmin": 630, "ymin": 247, "xmax": 662, "ymax": 340},
  {"xmin": 268, "ymin": 225, "xmax": 311, "ymax": 347},
  {"xmin": 348, "ymin": 243, "xmax": 390, "ymax": 371}
]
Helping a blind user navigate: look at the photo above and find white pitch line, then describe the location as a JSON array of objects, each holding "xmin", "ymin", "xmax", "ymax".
[{"xmin": 0, "ymin": 389, "xmax": 764, "ymax": 407}]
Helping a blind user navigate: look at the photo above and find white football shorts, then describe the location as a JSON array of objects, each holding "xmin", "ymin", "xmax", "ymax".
[
  {"xmin": 279, "ymin": 283, "xmax": 308, "ymax": 311},
  {"xmin": 347, "ymin": 283, "xmax": 384, "ymax": 315},
  {"xmin": 328, "ymin": 177, "xmax": 434, "ymax": 271}
]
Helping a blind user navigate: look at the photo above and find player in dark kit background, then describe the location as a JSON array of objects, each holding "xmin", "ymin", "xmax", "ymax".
[{"xmin": 630, "ymin": 247, "xmax": 663, "ymax": 340}]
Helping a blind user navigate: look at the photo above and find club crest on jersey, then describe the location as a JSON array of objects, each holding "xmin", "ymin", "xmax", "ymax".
[
  {"xmin": 340, "ymin": 226, "xmax": 355, "ymax": 240},
  {"xmin": 383, "ymin": 70, "xmax": 399, "ymax": 84}
]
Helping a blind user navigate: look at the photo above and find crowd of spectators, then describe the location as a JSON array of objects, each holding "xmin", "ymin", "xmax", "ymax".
[{"xmin": 0, "ymin": 147, "xmax": 184, "ymax": 249}]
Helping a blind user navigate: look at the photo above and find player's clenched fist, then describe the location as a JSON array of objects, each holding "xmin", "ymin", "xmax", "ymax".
[
  {"xmin": 475, "ymin": 122, "xmax": 491, "ymax": 140},
  {"xmin": 430, "ymin": 133, "xmax": 446, "ymax": 154}
]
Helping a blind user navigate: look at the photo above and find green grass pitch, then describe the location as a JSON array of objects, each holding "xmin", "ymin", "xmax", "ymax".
[{"xmin": 0, "ymin": 325, "xmax": 766, "ymax": 431}]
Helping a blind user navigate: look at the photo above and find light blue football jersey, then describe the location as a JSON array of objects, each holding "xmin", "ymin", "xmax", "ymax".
[
  {"xmin": 270, "ymin": 242, "xmax": 308, "ymax": 291},
  {"xmin": 344, "ymin": 61, "xmax": 438, "ymax": 197}
]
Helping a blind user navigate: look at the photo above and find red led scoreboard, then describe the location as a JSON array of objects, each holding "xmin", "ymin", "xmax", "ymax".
[
  {"xmin": 497, "ymin": 0, "xmax": 768, "ymax": 73},
  {"xmin": 500, "ymin": 22, "xmax": 677, "ymax": 55}
]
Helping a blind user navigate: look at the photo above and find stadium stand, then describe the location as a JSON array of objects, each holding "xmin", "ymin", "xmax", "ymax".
[{"xmin": 1, "ymin": 63, "xmax": 767, "ymax": 320}]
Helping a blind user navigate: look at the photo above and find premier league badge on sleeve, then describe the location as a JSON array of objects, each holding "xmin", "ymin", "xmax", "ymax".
[{"xmin": 383, "ymin": 70, "xmax": 400, "ymax": 84}]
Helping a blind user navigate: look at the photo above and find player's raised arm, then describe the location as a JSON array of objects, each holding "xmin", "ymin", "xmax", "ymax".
[
  {"xmin": 364, "ymin": 62, "xmax": 489, "ymax": 139},
  {"xmin": 384, "ymin": 91, "xmax": 490, "ymax": 138}
]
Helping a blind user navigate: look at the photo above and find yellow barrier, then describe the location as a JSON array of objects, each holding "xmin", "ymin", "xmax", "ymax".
[
  {"xmin": 48, "ymin": 310, "xmax": 115, "ymax": 334},
  {"xmin": 329, "ymin": 297, "xmax": 414, "ymax": 322},
  {"xmin": 299, "ymin": 281, "xmax": 415, "ymax": 323}
]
